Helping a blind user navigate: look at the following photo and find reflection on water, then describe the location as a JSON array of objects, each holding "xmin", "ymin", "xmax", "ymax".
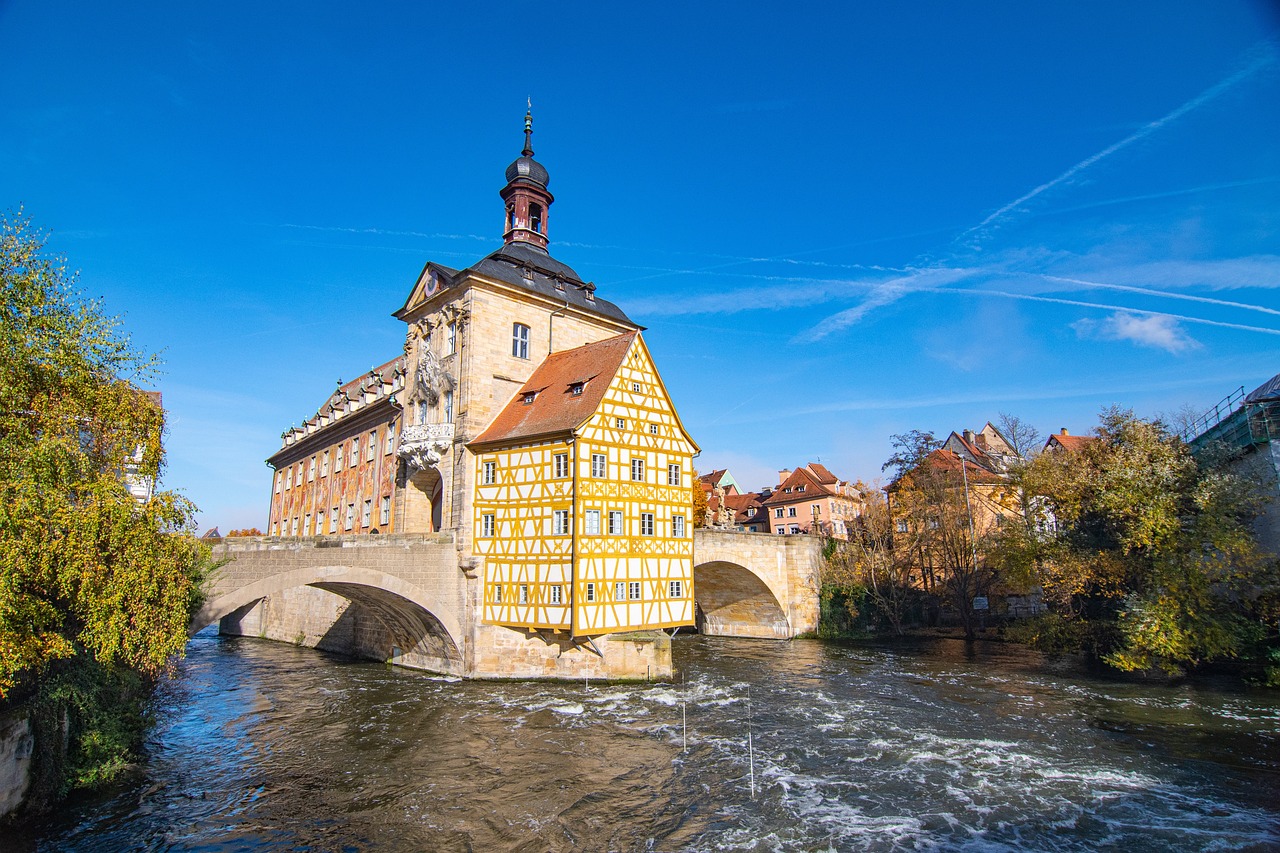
[{"xmin": 17, "ymin": 631, "xmax": 1280, "ymax": 852}]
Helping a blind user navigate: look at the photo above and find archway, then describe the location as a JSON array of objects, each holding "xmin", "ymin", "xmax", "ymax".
[
  {"xmin": 194, "ymin": 566, "xmax": 463, "ymax": 674},
  {"xmin": 693, "ymin": 560, "xmax": 791, "ymax": 639},
  {"xmin": 403, "ymin": 467, "xmax": 443, "ymax": 532}
]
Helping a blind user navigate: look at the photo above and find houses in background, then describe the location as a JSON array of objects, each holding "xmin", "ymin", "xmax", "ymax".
[{"xmin": 699, "ymin": 462, "xmax": 865, "ymax": 538}]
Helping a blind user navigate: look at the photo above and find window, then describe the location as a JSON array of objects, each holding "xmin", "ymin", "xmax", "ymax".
[
  {"xmin": 271, "ymin": 521, "xmax": 279, "ymax": 536},
  {"xmin": 481, "ymin": 513, "xmax": 495, "ymax": 537},
  {"xmin": 385, "ymin": 423, "xmax": 396, "ymax": 454},
  {"xmin": 668, "ymin": 464, "xmax": 681, "ymax": 485},
  {"xmin": 649, "ymin": 424, "xmax": 658, "ymax": 434},
  {"xmin": 349, "ymin": 442, "xmax": 359, "ymax": 467},
  {"xmin": 553, "ymin": 509, "xmax": 570, "ymax": 535},
  {"xmin": 330, "ymin": 507, "xmax": 339, "ymax": 534},
  {"xmin": 275, "ymin": 472, "xmax": 283, "ymax": 493},
  {"xmin": 628, "ymin": 581, "xmax": 641, "ymax": 600},
  {"xmin": 615, "ymin": 417, "xmax": 626, "ymax": 429},
  {"xmin": 345, "ymin": 503, "xmax": 356, "ymax": 531},
  {"xmin": 321, "ymin": 451, "xmax": 330, "ymax": 477},
  {"xmin": 308, "ymin": 457, "xmax": 316, "ymax": 481},
  {"xmin": 570, "ymin": 382, "xmax": 584, "ymax": 396},
  {"xmin": 316, "ymin": 509, "xmax": 325, "ymax": 533},
  {"xmin": 631, "ymin": 459, "xmax": 644, "ymax": 481},
  {"xmin": 443, "ymin": 389, "xmax": 453, "ymax": 423},
  {"xmin": 813, "ymin": 504, "xmax": 822, "ymax": 515},
  {"xmin": 291, "ymin": 517, "xmax": 299, "ymax": 536},
  {"xmin": 775, "ymin": 508, "xmax": 784, "ymax": 518},
  {"xmin": 380, "ymin": 496, "xmax": 391, "ymax": 526},
  {"xmin": 897, "ymin": 519, "xmax": 908, "ymax": 533},
  {"xmin": 416, "ymin": 400, "xmax": 428, "ymax": 424},
  {"xmin": 673, "ymin": 515, "xmax": 686, "ymax": 537},
  {"xmin": 550, "ymin": 585, "xmax": 562, "ymax": 605},
  {"xmin": 591, "ymin": 453, "xmax": 606, "ymax": 478},
  {"xmin": 362, "ymin": 499, "xmax": 373, "ymax": 527},
  {"xmin": 584, "ymin": 510, "xmax": 600, "ymax": 535},
  {"xmin": 304, "ymin": 513, "xmax": 311, "ymax": 534},
  {"xmin": 776, "ymin": 527, "xmax": 785, "ymax": 535},
  {"xmin": 669, "ymin": 580, "xmax": 683, "ymax": 598},
  {"xmin": 494, "ymin": 585, "xmax": 503, "ymax": 603},
  {"xmin": 522, "ymin": 392, "xmax": 537, "ymax": 405},
  {"xmin": 554, "ymin": 453, "xmax": 569, "ymax": 478},
  {"xmin": 790, "ymin": 525, "xmax": 801, "ymax": 534},
  {"xmin": 585, "ymin": 582, "xmax": 595, "ymax": 602},
  {"xmin": 285, "ymin": 469, "xmax": 293, "ymax": 490},
  {"xmin": 367, "ymin": 431, "xmax": 377, "ymax": 462},
  {"xmin": 641, "ymin": 513, "xmax": 655, "ymax": 535},
  {"xmin": 296, "ymin": 463, "xmax": 304, "ymax": 484},
  {"xmin": 608, "ymin": 510, "xmax": 623, "ymax": 535},
  {"xmin": 615, "ymin": 582, "xmax": 626, "ymax": 600},
  {"xmin": 482, "ymin": 461, "xmax": 496, "ymax": 485},
  {"xmin": 512, "ymin": 323, "xmax": 530, "ymax": 359},
  {"xmin": 788, "ymin": 507, "xmax": 797, "ymax": 517},
  {"xmin": 530, "ymin": 203, "xmax": 543, "ymax": 234},
  {"xmin": 519, "ymin": 585, "xmax": 529, "ymax": 604},
  {"xmin": 447, "ymin": 321, "xmax": 457, "ymax": 355},
  {"xmin": 335, "ymin": 443, "xmax": 344, "ymax": 472},
  {"xmin": 632, "ymin": 382, "xmax": 642, "ymax": 392}
]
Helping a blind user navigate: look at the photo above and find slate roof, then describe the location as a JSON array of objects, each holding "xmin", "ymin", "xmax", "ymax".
[
  {"xmin": 400, "ymin": 242, "xmax": 637, "ymax": 328},
  {"xmin": 469, "ymin": 332, "xmax": 638, "ymax": 448}
]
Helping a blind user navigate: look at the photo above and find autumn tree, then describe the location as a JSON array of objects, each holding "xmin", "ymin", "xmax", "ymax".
[
  {"xmin": 0, "ymin": 213, "xmax": 208, "ymax": 796},
  {"xmin": 1017, "ymin": 408, "xmax": 1276, "ymax": 674},
  {"xmin": 691, "ymin": 468, "xmax": 709, "ymax": 527},
  {"xmin": 825, "ymin": 484, "xmax": 917, "ymax": 635}
]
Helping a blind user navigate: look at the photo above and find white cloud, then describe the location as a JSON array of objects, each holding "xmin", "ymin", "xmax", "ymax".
[{"xmin": 1072, "ymin": 312, "xmax": 1200, "ymax": 353}]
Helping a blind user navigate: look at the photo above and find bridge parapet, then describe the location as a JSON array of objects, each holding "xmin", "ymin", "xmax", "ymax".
[{"xmin": 692, "ymin": 529, "xmax": 821, "ymax": 637}]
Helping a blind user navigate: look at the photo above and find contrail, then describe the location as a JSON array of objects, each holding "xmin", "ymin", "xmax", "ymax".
[
  {"xmin": 926, "ymin": 287, "xmax": 1280, "ymax": 336},
  {"xmin": 960, "ymin": 45, "xmax": 1277, "ymax": 245},
  {"xmin": 1037, "ymin": 274, "xmax": 1280, "ymax": 317}
]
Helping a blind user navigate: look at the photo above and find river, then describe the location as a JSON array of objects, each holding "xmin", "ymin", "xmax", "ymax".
[{"xmin": 14, "ymin": 630, "xmax": 1280, "ymax": 852}]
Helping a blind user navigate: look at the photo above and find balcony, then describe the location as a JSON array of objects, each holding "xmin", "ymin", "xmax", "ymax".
[{"xmin": 398, "ymin": 423, "xmax": 454, "ymax": 471}]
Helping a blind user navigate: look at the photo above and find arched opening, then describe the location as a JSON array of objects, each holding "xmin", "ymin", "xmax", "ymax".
[
  {"xmin": 194, "ymin": 568, "xmax": 464, "ymax": 676},
  {"xmin": 403, "ymin": 467, "xmax": 443, "ymax": 533},
  {"xmin": 530, "ymin": 203, "xmax": 543, "ymax": 234},
  {"xmin": 693, "ymin": 560, "xmax": 791, "ymax": 639}
]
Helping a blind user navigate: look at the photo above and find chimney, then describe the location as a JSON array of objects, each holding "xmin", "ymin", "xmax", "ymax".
[
  {"xmin": 963, "ymin": 429, "xmax": 974, "ymax": 443},
  {"xmin": 778, "ymin": 469, "xmax": 792, "ymax": 485},
  {"xmin": 1060, "ymin": 428, "xmax": 1069, "ymax": 436}
]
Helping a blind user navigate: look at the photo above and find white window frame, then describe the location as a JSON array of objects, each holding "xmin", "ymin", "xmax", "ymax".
[
  {"xmin": 554, "ymin": 453, "xmax": 569, "ymax": 478},
  {"xmin": 669, "ymin": 580, "xmax": 683, "ymax": 598},
  {"xmin": 447, "ymin": 321, "xmax": 457, "ymax": 355},
  {"xmin": 330, "ymin": 507, "xmax": 339, "ymax": 534},
  {"xmin": 585, "ymin": 582, "xmax": 595, "ymax": 602},
  {"xmin": 608, "ymin": 510, "xmax": 623, "ymax": 535},
  {"xmin": 482, "ymin": 461, "xmax": 496, "ymax": 485},
  {"xmin": 349, "ymin": 442, "xmax": 359, "ymax": 467},
  {"xmin": 591, "ymin": 453, "xmax": 606, "ymax": 478},
  {"xmin": 482, "ymin": 513, "xmax": 495, "ymax": 537},
  {"xmin": 615, "ymin": 417, "xmax": 626, "ymax": 429},
  {"xmin": 345, "ymin": 503, "xmax": 356, "ymax": 531},
  {"xmin": 367, "ymin": 431, "xmax": 377, "ymax": 462},
  {"xmin": 384, "ymin": 423, "xmax": 396, "ymax": 454},
  {"xmin": 631, "ymin": 458, "xmax": 645, "ymax": 481},
  {"xmin": 443, "ymin": 389, "xmax": 453, "ymax": 423},
  {"xmin": 673, "ymin": 515, "xmax": 686, "ymax": 537},
  {"xmin": 584, "ymin": 509, "xmax": 600, "ymax": 535},
  {"xmin": 641, "ymin": 512, "xmax": 655, "ymax": 535},
  {"xmin": 512, "ymin": 323, "xmax": 530, "ymax": 359},
  {"xmin": 553, "ymin": 509, "xmax": 570, "ymax": 535},
  {"xmin": 308, "ymin": 457, "xmax": 316, "ymax": 481},
  {"xmin": 362, "ymin": 499, "xmax": 373, "ymax": 527},
  {"xmin": 615, "ymin": 581, "xmax": 626, "ymax": 601},
  {"xmin": 668, "ymin": 464, "xmax": 680, "ymax": 485},
  {"xmin": 550, "ymin": 585, "xmax": 562, "ymax": 605},
  {"xmin": 321, "ymin": 451, "xmax": 329, "ymax": 477},
  {"xmin": 628, "ymin": 581, "xmax": 641, "ymax": 601},
  {"xmin": 519, "ymin": 585, "xmax": 529, "ymax": 604},
  {"xmin": 380, "ymin": 496, "xmax": 391, "ymax": 526}
]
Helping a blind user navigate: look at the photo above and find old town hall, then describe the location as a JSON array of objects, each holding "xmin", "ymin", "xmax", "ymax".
[{"xmin": 265, "ymin": 112, "xmax": 700, "ymax": 642}]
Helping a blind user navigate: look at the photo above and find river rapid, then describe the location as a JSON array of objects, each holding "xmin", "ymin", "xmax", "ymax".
[{"xmin": 14, "ymin": 631, "xmax": 1280, "ymax": 852}]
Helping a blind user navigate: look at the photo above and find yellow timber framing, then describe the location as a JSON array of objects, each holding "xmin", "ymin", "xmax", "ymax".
[{"xmin": 472, "ymin": 333, "xmax": 699, "ymax": 637}]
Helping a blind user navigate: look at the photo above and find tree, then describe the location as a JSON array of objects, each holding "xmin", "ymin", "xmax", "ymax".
[
  {"xmin": 826, "ymin": 485, "xmax": 916, "ymax": 635},
  {"xmin": 691, "ymin": 468, "xmax": 708, "ymax": 527},
  {"xmin": 996, "ymin": 412, "xmax": 1041, "ymax": 460},
  {"xmin": 1018, "ymin": 407, "xmax": 1275, "ymax": 674},
  {"xmin": 0, "ymin": 212, "xmax": 209, "ymax": 793},
  {"xmin": 882, "ymin": 430, "xmax": 941, "ymax": 479}
]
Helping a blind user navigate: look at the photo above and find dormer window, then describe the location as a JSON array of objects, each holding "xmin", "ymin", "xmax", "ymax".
[
  {"xmin": 523, "ymin": 392, "xmax": 537, "ymax": 405},
  {"xmin": 570, "ymin": 382, "xmax": 584, "ymax": 396}
]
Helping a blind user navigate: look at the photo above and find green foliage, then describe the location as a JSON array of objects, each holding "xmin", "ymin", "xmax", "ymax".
[
  {"xmin": 817, "ymin": 583, "xmax": 867, "ymax": 639},
  {"xmin": 0, "ymin": 212, "xmax": 211, "ymax": 806},
  {"xmin": 1015, "ymin": 407, "xmax": 1275, "ymax": 676}
]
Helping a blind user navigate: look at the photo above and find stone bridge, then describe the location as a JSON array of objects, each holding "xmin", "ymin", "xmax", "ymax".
[{"xmin": 197, "ymin": 529, "xmax": 820, "ymax": 680}]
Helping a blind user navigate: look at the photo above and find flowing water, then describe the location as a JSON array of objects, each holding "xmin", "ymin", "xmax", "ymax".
[{"xmin": 14, "ymin": 630, "xmax": 1280, "ymax": 852}]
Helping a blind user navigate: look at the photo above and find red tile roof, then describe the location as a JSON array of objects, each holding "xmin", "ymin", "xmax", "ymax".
[
  {"xmin": 889, "ymin": 448, "xmax": 1005, "ymax": 490},
  {"xmin": 470, "ymin": 332, "xmax": 638, "ymax": 447},
  {"xmin": 1045, "ymin": 433, "xmax": 1096, "ymax": 453}
]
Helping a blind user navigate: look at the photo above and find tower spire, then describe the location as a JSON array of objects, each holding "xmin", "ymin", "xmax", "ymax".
[{"xmin": 522, "ymin": 99, "xmax": 534, "ymax": 157}]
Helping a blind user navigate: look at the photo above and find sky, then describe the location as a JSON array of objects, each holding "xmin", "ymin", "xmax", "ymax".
[{"xmin": 3, "ymin": 2, "xmax": 1279, "ymax": 532}]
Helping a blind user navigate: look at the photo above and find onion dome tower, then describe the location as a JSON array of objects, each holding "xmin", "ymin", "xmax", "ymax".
[{"xmin": 500, "ymin": 107, "xmax": 555, "ymax": 250}]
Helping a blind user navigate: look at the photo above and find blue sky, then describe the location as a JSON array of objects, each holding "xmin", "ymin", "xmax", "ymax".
[{"xmin": 4, "ymin": 2, "xmax": 1278, "ymax": 531}]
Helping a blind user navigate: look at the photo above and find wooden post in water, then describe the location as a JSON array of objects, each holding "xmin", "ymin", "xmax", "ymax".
[{"xmin": 747, "ymin": 685, "xmax": 756, "ymax": 799}]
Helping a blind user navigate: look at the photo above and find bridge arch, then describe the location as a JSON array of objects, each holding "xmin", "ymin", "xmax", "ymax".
[
  {"xmin": 194, "ymin": 565, "xmax": 463, "ymax": 664},
  {"xmin": 693, "ymin": 559, "xmax": 792, "ymax": 639}
]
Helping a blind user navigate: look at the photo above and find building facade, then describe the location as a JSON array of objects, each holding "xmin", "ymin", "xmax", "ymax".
[{"xmin": 264, "ymin": 112, "xmax": 698, "ymax": 643}]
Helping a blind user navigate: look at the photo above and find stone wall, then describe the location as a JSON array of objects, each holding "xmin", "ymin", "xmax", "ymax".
[
  {"xmin": 693, "ymin": 529, "xmax": 821, "ymax": 638},
  {"xmin": 0, "ymin": 712, "xmax": 33, "ymax": 821}
]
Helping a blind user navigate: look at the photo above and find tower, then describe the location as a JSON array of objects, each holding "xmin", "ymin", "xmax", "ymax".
[{"xmin": 500, "ymin": 108, "xmax": 554, "ymax": 249}]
